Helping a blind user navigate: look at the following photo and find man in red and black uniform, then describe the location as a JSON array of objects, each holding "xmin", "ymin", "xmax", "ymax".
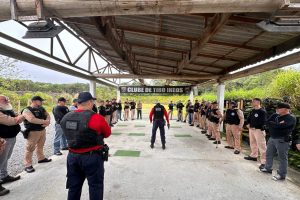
[
  {"xmin": 61, "ymin": 92, "xmax": 111, "ymax": 200},
  {"xmin": 149, "ymin": 102, "xmax": 170, "ymax": 150}
]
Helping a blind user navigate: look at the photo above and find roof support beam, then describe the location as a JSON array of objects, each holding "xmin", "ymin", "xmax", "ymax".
[
  {"xmin": 94, "ymin": 74, "xmax": 219, "ymax": 80},
  {"xmin": 0, "ymin": 0, "xmax": 288, "ymax": 21},
  {"xmin": 177, "ymin": 13, "xmax": 231, "ymax": 73}
]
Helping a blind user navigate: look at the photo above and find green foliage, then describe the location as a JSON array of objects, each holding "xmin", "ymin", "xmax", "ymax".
[{"xmin": 121, "ymin": 95, "xmax": 190, "ymax": 105}]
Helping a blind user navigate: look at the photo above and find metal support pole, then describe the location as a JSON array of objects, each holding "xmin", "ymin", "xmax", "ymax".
[
  {"xmin": 89, "ymin": 80, "xmax": 96, "ymax": 97},
  {"xmin": 217, "ymin": 82, "xmax": 225, "ymax": 132},
  {"xmin": 189, "ymin": 87, "xmax": 194, "ymax": 102},
  {"xmin": 117, "ymin": 87, "xmax": 121, "ymax": 102}
]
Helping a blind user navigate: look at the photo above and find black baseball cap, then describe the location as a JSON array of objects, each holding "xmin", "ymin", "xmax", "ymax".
[
  {"xmin": 31, "ymin": 96, "xmax": 44, "ymax": 101},
  {"xmin": 212, "ymin": 101, "xmax": 218, "ymax": 104},
  {"xmin": 230, "ymin": 101, "xmax": 237, "ymax": 106},
  {"xmin": 77, "ymin": 92, "xmax": 96, "ymax": 104},
  {"xmin": 58, "ymin": 97, "xmax": 67, "ymax": 102},
  {"xmin": 276, "ymin": 102, "xmax": 291, "ymax": 109}
]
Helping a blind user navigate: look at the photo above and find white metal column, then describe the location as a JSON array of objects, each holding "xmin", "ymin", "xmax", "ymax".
[
  {"xmin": 117, "ymin": 87, "xmax": 121, "ymax": 101},
  {"xmin": 189, "ymin": 87, "xmax": 194, "ymax": 102},
  {"xmin": 89, "ymin": 80, "xmax": 96, "ymax": 97},
  {"xmin": 217, "ymin": 82, "xmax": 225, "ymax": 132}
]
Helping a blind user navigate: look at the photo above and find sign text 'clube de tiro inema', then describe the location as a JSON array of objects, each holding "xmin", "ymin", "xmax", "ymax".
[{"xmin": 119, "ymin": 86, "xmax": 191, "ymax": 94}]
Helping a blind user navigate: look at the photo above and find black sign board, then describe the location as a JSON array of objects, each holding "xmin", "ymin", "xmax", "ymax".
[{"xmin": 119, "ymin": 86, "xmax": 191, "ymax": 94}]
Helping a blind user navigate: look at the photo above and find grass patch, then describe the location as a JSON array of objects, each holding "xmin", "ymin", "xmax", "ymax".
[
  {"xmin": 114, "ymin": 150, "xmax": 141, "ymax": 157},
  {"xmin": 112, "ymin": 132, "xmax": 122, "ymax": 135},
  {"xmin": 174, "ymin": 134, "xmax": 192, "ymax": 137},
  {"xmin": 128, "ymin": 133, "xmax": 145, "ymax": 136}
]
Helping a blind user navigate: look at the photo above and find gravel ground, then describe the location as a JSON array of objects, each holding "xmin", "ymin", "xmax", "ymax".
[{"xmin": 7, "ymin": 116, "xmax": 56, "ymax": 177}]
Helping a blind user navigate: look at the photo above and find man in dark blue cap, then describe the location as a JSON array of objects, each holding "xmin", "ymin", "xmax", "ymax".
[
  {"xmin": 61, "ymin": 92, "xmax": 111, "ymax": 200},
  {"xmin": 260, "ymin": 102, "xmax": 296, "ymax": 181}
]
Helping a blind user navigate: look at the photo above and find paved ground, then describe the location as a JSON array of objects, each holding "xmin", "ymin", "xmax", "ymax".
[{"xmin": 2, "ymin": 117, "xmax": 300, "ymax": 200}]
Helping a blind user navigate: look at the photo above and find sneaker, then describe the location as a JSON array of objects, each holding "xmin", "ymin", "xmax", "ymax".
[
  {"xmin": 54, "ymin": 151, "xmax": 63, "ymax": 156},
  {"xmin": 196, "ymin": 125, "xmax": 200, "ymax": 127},
  {"xmin": 234, "ymin": 150, "xmax": 240, "ymax": 154},
  {"xmin": 272, "ymin": 174, "xmax": 285, "ymax": 181},
  {"xmin": 38, "ymin": 158, "xmax": 52, "ymax": 163},
  {"xmin": 260, "ymin": 168, "xmax": 272, "ymax": 174},
  {"xmin": 244, "ymin": 156, "xmax": 257, "ymax": 161},
  {"xmin": 24, "ymin": 166, "xmax": 35, "ymax": 173},
  {"xmin": 150, "ymin": 144, "xmax": 154, "ymax": 149},
  {"xmin": 201, "ymin": 130, "xmax": 207, "ymax": 133},
  {"xmin": 259, "ymin": 164, "xmax": 265, "ymax": 170},
  {"xmin": 213, "ymin": 141, "xmax": 221, "ymax": 144},
  {"xmin": 209, "ymin": 138, "xmax": 216, "ymax": 141},
  {"xmin": 0, "ymin": 185, "xmax": 9, "ymax": 196},
  {"xmin": 61, "ymin": 147, "xmax": 68, "ymax": 151},
  {"xmin": 183, "ymin": 120, "xmax": 186, "ymax": 123},
  {"xmin": 176, "ymin": 120, "xmax": 179, "ymax": 122},
  {"xmin": 189, "ymin": 124, "xmax": 194, "ymax": 126},
  {"xmin": 162, "ymin": 144, "xmax": 166, "ymax": 150},
  {"xmin": 225, "ymin": 146, "xmax": 234, "ymax": 149},
  {"xmin": 1, "ymin": 175, "xmax": 21, "ymax": 184}
]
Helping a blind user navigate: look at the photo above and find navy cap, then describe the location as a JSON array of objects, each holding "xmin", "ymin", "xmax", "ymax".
[
  {"xmin": 31, "ymin": 96, "xmax": 44, "ymax": 101},
  {"xmin": 58, "ymin": 97, "xmax": 67, "ymax": 102},
  {"xmin": 276, "ymin": 102, "xmax": 290, "ymax": 109},
  {"xmin": 77, "ymin": 92, "xmax": 96, "ymax": 104},
  {"xmin": 230, "ymin": 101, "xmax": 237, "ymax": 106}
]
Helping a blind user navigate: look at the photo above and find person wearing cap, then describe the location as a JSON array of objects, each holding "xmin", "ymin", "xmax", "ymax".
[
  {"xmin": 222, "ymin": 101, "xmax": 244, "ymax": 154},
  {"xmin": 130, "ymin": 100, "xmax": 136, "ymax": 120},
  {"xmin": 69, "ymin": 99, "xmax": 78, "ymax": 111},
  {"xmin": 52, "ymin": 97, "xmax": 69, "ymax": 156},
  {"xmin": 137, "ymin": 100, "xmax": 143, "ymax": 120},
  {"xmin": 183, "ymin": 100, "xmax": 191, "ymax": 123},
  {"xmin": 0, "ymin": 95, "xmax": 25, "ymax": 196},
  {"xmin": 60, "ymin": 92, "xmax": 111, "ymax": 200},
  {"xmin": 209, "ymin": 102, "xmax": 223, "ymax": 144},
  {"xmin": 149, "ymin": 102, "xmax": 170, "ymax": 150},
  {"xmin": 124, "ymin": 99, "xmax": 130, "ymax": 121},
  {"xmin": 22, "ymin": 96, "xmax": 51, "ymax": 173},
  {"xmin": 260, "ymin": 102, "xmax": 296, "ymax": 181},
  {"xmin": 244, "ymin": 98, "xmax": 268, "ymax": 170},
  {"xmin": 176, "ymin": 100, "xmax": 184, "ymax": 122},
  {"xmin": 168, "ymin": 101, "xmax": 174, "ymax": 120},
  {"xmin": 105, "ymin": 100, "xmax": 113, "ymax": 127},
  {"xmin": 296, "ymin": 139, "xmax": 300, "ymax": 151},
  {"xmin": 116, "ymin": 100, "xmax": 123, "ymax": 121},
  {"xmin": 191, "ymin": 99, "xmax": 200, "ymax": 127},
  {"xmin": 98, "ymin": 100, "xmax": 106, "ymax": 117}
]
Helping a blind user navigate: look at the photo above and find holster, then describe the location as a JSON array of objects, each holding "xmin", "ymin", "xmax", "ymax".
[
  {"xmin": 21, "ymin": 129, "xmax": 30, "ymax": 139},
  {"xmin": 102, "ymin": 144, "xmax": 109, "ymax": 162}
]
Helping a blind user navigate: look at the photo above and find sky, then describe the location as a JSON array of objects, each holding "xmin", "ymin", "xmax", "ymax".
[{"xmin": 0, "ymin": 20, "xmax": 299, "ymax": 85}]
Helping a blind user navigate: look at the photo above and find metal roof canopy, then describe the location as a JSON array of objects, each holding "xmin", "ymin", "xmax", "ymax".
[{"xmin": 1, "ymin": 0, "xmax": 300, "ymax": 85}]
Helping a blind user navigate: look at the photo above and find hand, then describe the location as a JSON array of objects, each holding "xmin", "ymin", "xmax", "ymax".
[
  {"xmin": 0, "ymin": 138, "xmax": 6, "ymax": 154},
  {"xmin": 167, "ymin": 124, "xmax": 170, "ymax": 129},
  {"xmin": 16, "ymin": 115, "xmax": 25, "ymax": 124},
  {"xmin": 297, "ymin": 144, "xmax": 300, "ymax": 151},
  {"xmin": 238, "ymin": 126, "xmax": 243, "ymax": 131},
  {"xmin": 246, "ymin": 124, "xmax": 250, "ymax": 129},
  {"xmin": 43, "ymin": 120, "xmax": 50, "ymax": 127}
]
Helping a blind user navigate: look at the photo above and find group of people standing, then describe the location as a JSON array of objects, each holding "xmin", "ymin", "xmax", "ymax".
[{"xmin": 167, "ymin": 98, "xmax": 300, "ymax": 181}]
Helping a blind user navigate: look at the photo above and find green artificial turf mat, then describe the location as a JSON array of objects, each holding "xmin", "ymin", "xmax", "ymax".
[
  {"xmin": 112, "ymin": 132, "xmax": 122, "ymax": 135},
  {"xmin": 174, "ymin": 134, "xmax": 192, "ymax": 137},
  {"xmin": 114, "ymin": 150, "xmax": 141, "ymax": 157},
  {"xmin": 128, "ymin": 133, "xmax": 145, "ymax": 136}
]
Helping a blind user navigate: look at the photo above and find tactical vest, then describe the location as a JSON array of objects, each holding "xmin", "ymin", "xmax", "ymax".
[
  {"xmin": 0, "ymin": 110, "xmax": 21, "ymax": 138},
  {"xmin": 225, "ymin": 109, "xmax": 240, "ymax": 125},
  {"xmin": 153, "ymin": 104, "xmax": 165, "ymax": 120},
  {"xmin": 60, "ymin": 110, "xmax": 104, "ymax": 149},
  {"xmin": 210, "ymin": 109, "xmax": 220, "ymax": 124},
  {"xmin": 22, "ymin": 106, "xmax": 47, "ymax": 131}
]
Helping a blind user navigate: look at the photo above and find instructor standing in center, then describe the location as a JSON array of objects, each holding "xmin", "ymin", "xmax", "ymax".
[{"xmin": 149, "ymin": 102, "xmax": 170, "ymax": 150}]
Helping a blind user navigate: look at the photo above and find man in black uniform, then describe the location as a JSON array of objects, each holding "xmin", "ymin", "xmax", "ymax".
[
  {"xmin": 176, "ymin": 100, "xmax": 184, "ymax": 122},
  {"xmin": 168, "ymin": 101, "xmax": 174, "ymax": 120},
  {"xmin": 260, "ymin": 102, "xmax": 296, "ymax": 181},
  {"xmin": 183, "ymin": 100, "xmax": 191, "ymax": 123},
  {"xmin": 116, "ymin": 100, "xmax": 122, "ymax": 121},
  {"xmin": 191, "ymin": 100, "xmax": 200, "ymax": 127},
  {"xmin": 98, "ymin": 100, "xmax": 106, "ymax": 117},
  {"xmin": 52, "ymin": 97, "xmax": 69, "ymax": 156},
  {"xmin": 188, "ymin": 102, "xmax": 194, "ymax": 125},
  {"xmin": 244, "ymin": 98, "xmax": 267, "ymax": 169},
  {"xmin": 149, "ymin": 102, "xmax": 170, "ymax": 149},
  {"xmin": 61, "ymin": 92, "xmax": 111, "ymax": 200}
]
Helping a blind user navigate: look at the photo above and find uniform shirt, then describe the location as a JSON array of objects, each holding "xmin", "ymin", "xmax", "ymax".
[
  {"xmin": 116, "ymin": 103, "xmax": 122, "ymax": 111},
  {"xmin": 194, "ymin": 102, "xmax": 200, "ymax": 112},
  {"xmin": 176, "ymin": 103, "xmax": 184, "ymax": 111},
  {"xmin": 0, "ymin": 109, "xmax": 19, "ymax": 126},
  {"xmin": 98, "ymin": 105, "xmax": 106, "ymax": 117},
  {"xmin": 124, "ymin": 102, "xmax": 130, "ymax": 110},
  {"xmin": 168, "ymin": 103, "xmax": 174, "ymax": 111},
  {"xmin": 247, "ymin": 108, "xmax": 267, "ymax": 129},
  {"xmin": 188, "ymin": 104, "xmax": 194, "ymax": 113},
  {"xmin": 69, "ymin": 105, "xmax": 77, "ymax": 111},
  {"xmin": 149, "ymin": 106, "xmax": 170, "ymax": 124},
  {"xmin": 137, "ymin": 103, "xmax": 142, "ymax": 110},
  {"xmin": 52, "ymin": 105, "xmax": 69, "ymax": 124},
  {"xmin": 223, "ymin": 108, "xmax": 244, "ymax": 127},
  {"xmin": 105, "ymin": 105, "xmax": 112, "ymax": 115},
  {"xmin": 267, "ymin": 113, "xmax": 296, "ymax": 139},
  {"xmin": 130, "ymin": 102, "xmax": 136, "ymax": 110},
  {"xmin": 69, "ymin": 109, "xmax": 111, "ymax": 153},
  {"xmin": 22, "ymin": 106, "xmax": 50, "ymax": 125}
]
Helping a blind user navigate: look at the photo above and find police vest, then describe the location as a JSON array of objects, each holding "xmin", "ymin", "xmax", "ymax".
[
  {"xmin": 60, "ymin": 110, "xmax": 104, "ymax": 149},
  {"xmin": 22, "ymin": 106, "xmax": 47, "ymax": 131},
  {"xmin": 153, "ymin": 104, "xmax": 165, "ymax": 120},
  {"xmin": 225, "ymin": 109, "xmax": 240, "ymax": 125},
  {"xmin": 210, "ymin": 109, "xmax": 220, "ymax": 124},
  {"xmin": 0, "ymin": 110, "xmax": 21, "ymax": 138}
]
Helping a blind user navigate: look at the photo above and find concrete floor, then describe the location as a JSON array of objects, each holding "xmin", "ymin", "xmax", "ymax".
[{"xmin": 2, "ymin": 118, "xmax": 300, "ymax": 200}]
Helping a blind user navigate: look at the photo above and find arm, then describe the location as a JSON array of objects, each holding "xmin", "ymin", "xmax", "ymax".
[
  {"xmin": 0, "ymin": 137, "xmax": 6, "ymax": 154},
  {"xmin": 149, "ymin": 108, "xmax": 154, "ymax": 123},
  {"xmin": 163, "ymin": 109, "xmax": 170, "ymax": 124},
  {"xmin": 88, "ymin": 114, "xmax": 111, "ymax": 138},
  {"xmin": 237, "ymin": 110, "xmax": 244, "ymax": 129},
  {"xmin": 22, "ymin": 109, "xmax": 47, "ymax": 125},
  {"xmin": 0, "ymin": 112, "xmax": 20, "ymax": 126},
  {"xmin": 268, "ymin": 116, "xmax": 296, "ymax": 130}
]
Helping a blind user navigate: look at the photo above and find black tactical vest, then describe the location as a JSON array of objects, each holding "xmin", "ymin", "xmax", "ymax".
[
  {"xmin": 210, "ymin": 109, "xmax": 220, "ymax": 124},
  {"xmin": 153, "ymin": 104, "xmax": 165, "ymax": 120},
  {"xmin": 22, "ymin": 106, "xmax": 47, "ymax": 131},
  {"xmin": 60, "ymin": 110, "xmax": 104, "ymax": 149},
  {"xmin": 0, "ymin": 110, "xmax": 21, "ymax": 138},
  {"xmin": 225, "ymin": 109, "xmax": 240, "ymax": 125}
]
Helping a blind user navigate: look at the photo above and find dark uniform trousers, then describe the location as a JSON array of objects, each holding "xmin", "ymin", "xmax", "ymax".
[
  {"xmin": 67, "ymin": 152, "xmax": 104, "ymax": 200},
  {"xmin": 265, "ymin": 137, "xmax": 289, "ymax": 178},
  {"xmin": 151, "ymin": 119, "xmax": 166, "ymax": 145}
]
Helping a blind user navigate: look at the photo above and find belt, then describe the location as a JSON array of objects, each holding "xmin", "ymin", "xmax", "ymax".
[{"xmin": 69, "ymin": 150, "xmax": 102, "ymax": 155}]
